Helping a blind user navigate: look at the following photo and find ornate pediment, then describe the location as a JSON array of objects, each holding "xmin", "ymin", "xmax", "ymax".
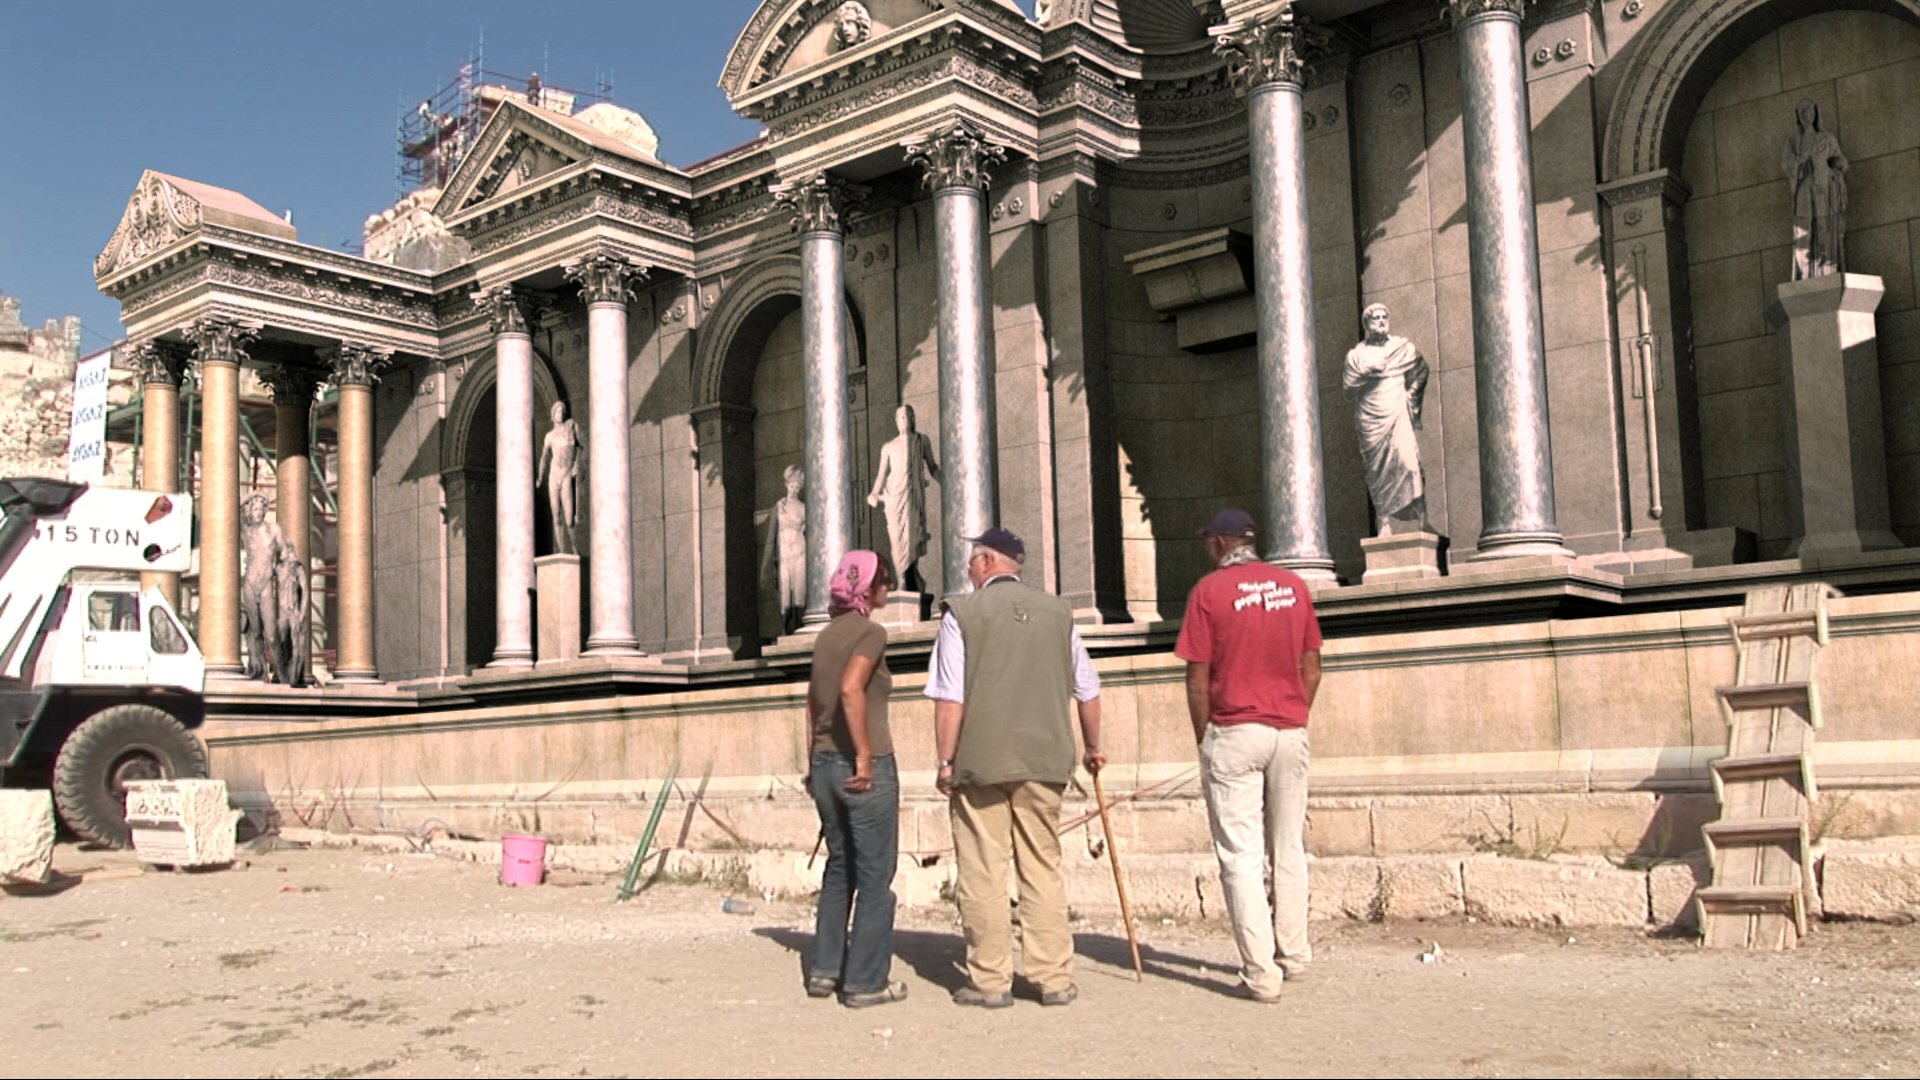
[
  {"xmin": 438, "ymin": 102, "xmax": 594, "ymax": 217},
  {"xmin": 95, "ymin": 172, "xmax": 204, "ymax": 281},
  {"xmin": 720, "ymin": 0, "xmax": 949, "ymax": 102}
]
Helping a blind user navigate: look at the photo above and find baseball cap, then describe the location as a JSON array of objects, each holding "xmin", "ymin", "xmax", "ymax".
[
  {"xmin": 1201, "ymin": 507, "xmax": 1257, "ymax": 538},
  {"xmin": 964, "ymin": 527, "xmax": 1026, "ymax": 562}
]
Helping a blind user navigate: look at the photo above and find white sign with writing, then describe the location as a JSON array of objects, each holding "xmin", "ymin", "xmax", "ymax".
[{"xmin": 67, "ymin": 348, "xmax": 112, "ymax": 482}]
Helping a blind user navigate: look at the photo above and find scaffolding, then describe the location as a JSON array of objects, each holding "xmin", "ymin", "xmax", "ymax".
[{"xmin": 397, "ymin": 48, "xmax": 612, "ymax": 193}]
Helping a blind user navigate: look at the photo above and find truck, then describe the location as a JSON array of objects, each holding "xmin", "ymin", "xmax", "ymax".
[{"xmin": 0, "ymin": 477, "xmax": 208, "ymax": 847}]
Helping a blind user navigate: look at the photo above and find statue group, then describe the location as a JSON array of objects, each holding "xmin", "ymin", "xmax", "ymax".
[{"xmin": 239, "ymin": 494, "xmax": 310, "ymax": 687}]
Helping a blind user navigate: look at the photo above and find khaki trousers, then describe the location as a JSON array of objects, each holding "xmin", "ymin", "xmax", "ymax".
[
  {"xmin": 1201, "ymin": 722, "xmax": 1311, "ymax": 997},
  {"xmin": 949, "ymin": 780, "xmax": 1074, "ymax": 995}
]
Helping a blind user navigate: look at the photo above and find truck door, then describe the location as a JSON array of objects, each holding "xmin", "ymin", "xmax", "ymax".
[
  {"xmin": 143, "ymin": 587, "xmax": 204, "ymax": 692},
  {"xmin": 79, "ymin": 587, "xmax": 147, "ymax": 682}
]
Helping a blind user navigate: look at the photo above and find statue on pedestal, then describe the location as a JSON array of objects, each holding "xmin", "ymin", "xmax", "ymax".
[
  {"xmin": 763, "ymin": 463, "xmax": 808, "ymax": 636},
  {"xmin": 1785, "ymin": 97, "xmax": 1849, "ymax": 281},
  {"xmin": 1343, "ymin": 304, "xmax": 1429, "ymax": 536},
  {"xmin": 240, "ymin": 494, "xmax": 285, "ymax": 682},
  {"xmin": 866, "ymin": 404, "xmax": 939, "ymax": 592},
  {"xmin": 536, "ymin": 400, "xmax": 582, "ymax": 555}
]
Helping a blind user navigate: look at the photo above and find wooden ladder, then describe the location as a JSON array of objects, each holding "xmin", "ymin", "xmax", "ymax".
[{"xmin": 1696, "ymin": 583, "xmax": 1838, "ymax": 949}]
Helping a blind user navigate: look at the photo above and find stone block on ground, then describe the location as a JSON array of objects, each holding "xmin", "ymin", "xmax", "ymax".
[
  {"xmin": 1461, "ymin": 854, "xmax": 1650, "ymax": 927},
  {"xmin": 1820, "ymin": 838, "xmax": 1920, "ymax": 921},
  {"xmin": 125, "ymin": 779, "xmax": 243, "ymax": 867},
  {"xmin": 1649, "ymin": 854, "xmax": 1711, "ymax": 929},
  {"xmin": 1306, "ymin": 801, "xmax": 1374, "ymax": 857},
  {"xmin": 1380, "ymin": 855, "xmax": 1466, "ymax": 920},
  {"xmin": 0, "ymin": 789, "xmax": 55, "ymax": 883},
  {"xmin": 1309, "ymin": 856, "xmax": 1383, "ymax": 921}
]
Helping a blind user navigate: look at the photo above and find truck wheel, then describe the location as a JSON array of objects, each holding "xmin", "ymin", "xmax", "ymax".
[{"xmin": 52, "ymin": 705, "xmax": 209, "ymax": 848}]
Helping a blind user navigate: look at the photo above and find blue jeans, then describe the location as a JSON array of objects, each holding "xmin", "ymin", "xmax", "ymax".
[{"xmin": 807, "ymin": 751, "xmax": 899, "ymax": 994}]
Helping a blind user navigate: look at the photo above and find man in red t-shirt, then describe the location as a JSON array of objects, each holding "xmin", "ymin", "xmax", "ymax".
[{"xmin": 1174, "ymin": 507, "xmax": 1323, "ymax": 1002}]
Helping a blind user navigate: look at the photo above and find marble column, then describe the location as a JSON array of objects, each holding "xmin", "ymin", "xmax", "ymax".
[
  {"xmin": 775, "ymin": 173, "xmax": 866, "ymax": 627},
  {"xmin": 475, "ymin": 285, "xmax": 536, "ymax": 668},
  {"xmin": 183, "ymin": 318, "xmax": 256, "ymax": 678},
  {"xmin": 326, "ymin": 345, "xmax": 387, "ymax": 682},
  {"xmin": 1450, "ymin": 0, "xmax": 1568, "ymax": 558},
  {"xmin": 1214, "ymin": 5, "xmax": 1337, "ymax": 582},
  {"xmin": 262, "ymin": 364, "xmax": 321, "ymax": 571},
  {"xmin": 905, "ymin": 121, "xmax": 1006, "ymax": 593},
  {"xmin": 564, "ymin": 253, "xmax": 648, "ymax": 655},
  {"xmin": 131, "ymin": 338, "xmax": 192, "ymax": 609}
]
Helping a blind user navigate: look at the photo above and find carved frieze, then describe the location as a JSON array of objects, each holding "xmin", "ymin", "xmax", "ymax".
[
  {"xmin": 771, "ymin": 173, "xmax": 869, "ymax": 233},
  {"xmin": 903, "ymin": 121, "xmax": 1009, "ymax": 192},
  {"xmin": 768, "ymin": 55, "xmax": 1038, "ymax": 141},
  {"xmin": 564, "ymin": 253, "xmax": 650, "ymax": 305},
  {"xmin": 207, "ymin": 263, "xmax": 432, "ymax": 324},
  {"xmin": 96, "ymin": 173, "xmax": 204, "ymax": 280}
]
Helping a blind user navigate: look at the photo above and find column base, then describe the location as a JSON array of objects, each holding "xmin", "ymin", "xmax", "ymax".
[
  {"xmin": 205, "ymin": 664, "xmax": 248, "ymax": 681},
  {"xmin": 487, "ymin": 651, "xmax": 535, "ymax": 670},
  {"xmin": 1473, "ymin": 531, "xmax": 1574, "ymax": 561},
  {"xmin": 583, "ymin": 639, "xmax": 647, "ymax": 657},
  {"xmin": 796, "ymin": 614, "xmax": 829, "ymax": 635},
  {"xmin": 1361, "ymin": 532, "xmax": 1447, "ymax": 584},
  {"xmin": 1270, "ymin": 557, "xmax": 1339, "ymax": 587},
  {"xmin": 331, "ymin": 667, "xmax": 382, "ymax": 684},
  {"xmin": 878, "ymin": 592, "xmax": 932, "ymax": 627}
]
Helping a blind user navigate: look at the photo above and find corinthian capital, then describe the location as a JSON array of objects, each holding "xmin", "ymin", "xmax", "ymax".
[
  {"xmin": 902, "ymin": 121, "xmax": 1008, "ymax": 193},
  {"xmin": 564, "ymin": 253, "xmax": 649, "ymax": 306},
  {"xmin": 325, "ymin": 343, "xmax": 393, "ymax": 389},
  {"xmin": 472, "ymin": 284, "xmax": 530, "ymax": 336},
  {"xmin": 1444, "ymin": 0, "xmax": 1532, "ymax": 22},
  {"xmin": 181, "ymin": 317, "xmax": 260, "ymax": 367},
  {"xmin": 771, "ymin": 173, "xmax": 870, "ymax": 234},
  {"xmin": 1211, "ymin": 3, "xmax": 1330, "ymax": 95},
  {"xmin": 128, "ymin": 338, "xmax": 193, "ymax": 388},
  {"xmin": 261, "ymin": 363, "xmax": 325, "ymax": 409}
]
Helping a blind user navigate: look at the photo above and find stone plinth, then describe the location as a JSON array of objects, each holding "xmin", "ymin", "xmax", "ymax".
[
  {"xmin": 878, "ymin": 591, "xmax": 931, "ymax": 628},
  {"xmin": 126, "ymin": 779, "xmax": 241, "ymax": 867},
  {"xmin": 535, "ymin": 554, "xmax": 582, "ymax": 665},
  {"xmin": 1361, "ymin": 531, "xmax": 1447, "ymax": 584},
  {"xmin": 1767, "ymin": 273, "xmax": 1901, "ymax": 558},
  {"xmin": 0, "ymin": 789, "xmax": 55, "ymax": 883}
]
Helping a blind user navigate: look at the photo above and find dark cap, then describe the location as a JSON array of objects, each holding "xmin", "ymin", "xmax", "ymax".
[
  {"xmin": 1201, "ymin": 507, "xmax": 1257, "ymax": 538},
  {"xmin": 964, "ymin": 526, "xmax": 1026, "ymax": 562}
]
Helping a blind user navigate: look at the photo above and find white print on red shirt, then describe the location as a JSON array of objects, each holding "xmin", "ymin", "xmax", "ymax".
[{"xmin": 1231, "ymin": 580, "xmax": 1298, "ymax": 612}]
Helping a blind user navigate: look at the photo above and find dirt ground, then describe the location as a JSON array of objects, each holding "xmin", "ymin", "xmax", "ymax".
[{"xmin": 2, "ymin": 842, "xmax": 1916, "ymax": 1079}]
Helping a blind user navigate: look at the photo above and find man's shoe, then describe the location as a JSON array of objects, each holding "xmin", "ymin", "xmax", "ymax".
[
  {"xmin": 1235, "ymin": 981, "xmax": 1283, "ymax": 1004},
  {"xmin": 1278, "ymin": 957, "xmax": 1310, "ymax": 982},
  {"xmin": 804, "ymin": 975, "xmax": 838, "ymax": 999},
  {"xmin": 841, "ymin": 980, "xmax": 909, "ymax": 1008},
  {"xmin": 1040, "ymin": 984, "xmax": 1079, "ymax": 1007},
  {"xmin": 951, "ymin": 985, "xmax": 1015, "ymax": 1009}
]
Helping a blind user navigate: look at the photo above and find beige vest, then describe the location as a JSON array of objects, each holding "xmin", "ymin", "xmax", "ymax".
[{"xmin": 945, "ymin": 579, "xmax": 1077, "ymax": 786}]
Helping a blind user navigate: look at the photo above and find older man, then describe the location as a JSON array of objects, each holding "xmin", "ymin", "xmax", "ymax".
[
  {"xmin": 1176, "ymin": 508, "xmax": 1323, "ymax": 1002},
  {"xmin": 927, "ymin": 527, "xmax": 1103, "ymax": 1008}
]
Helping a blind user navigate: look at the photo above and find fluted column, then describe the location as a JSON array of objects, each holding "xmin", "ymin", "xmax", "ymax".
[
  {"xmin": 325, "ymin": 345, "xmax": 387, "ymax": 682},
  {"xmin": 1214, "ymin": 4, "xmax": 1337, "ymax": 582},
  {"xmin": 564, "ymin": 254, "xmax": 649, "ymax": 655},
  {"xmin": 905, "ymin": 121, "xmax": 1006, "ymax": 593},
  {"xmin": 183, "ymin": 318, "xmax": 257, "ymax": 677},
  {"xmin": 775, "ymin": 173, "xmax": 867, "ymax": 627},
  {"xmin": 475, "ymin": 285, "xmax": 536, "ymax": 668},
  {"xmin": 131, "ymin": 338, "xmax": 192, "ymax": 609},
  {"xmin": 1449, "ymin": 0, "xmax": 1568, "ymax": 557}
]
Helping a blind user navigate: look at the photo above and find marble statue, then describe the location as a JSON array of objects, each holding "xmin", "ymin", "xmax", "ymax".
[
  {"xmin": 866, "ymin": 403, "xmax": 940, "ymax": 592},
  {"xmin": 1785, "ymin": 97, "xmax": 1849, "ymax": 281},
  {"xmin": 240, "ymin": 494, "xmax": 285, "ymax": 681},
  {"xmin": 833, "ymin": 1, "xmax": 872, "ymax": 49},
  {"xmin": 536, "ymin": 400, "xmax": 582, "ymax": 555},
  {"xmin": 1343, "ymin": 304, "xmax": 1430, "ymax": 535},
  {"xmin": 274, "ymin": 545, "xmax": 309, "ymax": 688},
  {"xmin": 763, "ymin": 463, "xmax": 808, "ymax": 636}
]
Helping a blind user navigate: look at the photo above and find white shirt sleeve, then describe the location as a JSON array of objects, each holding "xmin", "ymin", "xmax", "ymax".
[
  {"xmin": 1070, "ymin": 628, "xmax": 1100, "ymax": 702},
  {"xmin": 924, "ymin": 610, "xmax": 967, "ymax": 702}
]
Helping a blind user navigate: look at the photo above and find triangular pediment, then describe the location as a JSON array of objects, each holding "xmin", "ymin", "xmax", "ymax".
[
  {"xmin": 437, "ymin": 102, "xmax": 593, "ymax": 217},
  {"xmin": 721, "ymin": 0, "xmax": 955, "ymax": 102},
  {"xmin": 95, "ymin": 170, "xmax": 294, "ymax": 282}
]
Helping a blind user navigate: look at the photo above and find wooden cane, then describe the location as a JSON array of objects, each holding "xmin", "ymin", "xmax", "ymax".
[{"xmin": 1092, "ymin": 770, "xmax": 1144, "ymax": 981}]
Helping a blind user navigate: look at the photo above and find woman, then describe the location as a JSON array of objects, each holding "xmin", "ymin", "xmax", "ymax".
[{"xmin": 803, "ymin": 549, "xmax": 907, "ymax": 1007}]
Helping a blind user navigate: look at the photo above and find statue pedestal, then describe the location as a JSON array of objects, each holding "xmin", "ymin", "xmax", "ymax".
[
  {"xmin": 535, "ymin": 554, "xmax": 582, "ymax": 665},
  {"xmin": 878, "ymin": 592, "xmax": 932, "ymax": 627},
  {"xmin": 1767, "ymin": 274, "xmax": 1901, "ymax": 557},
  {"xmin": 1360, "ymin": 531, "xmax": 1447, "ymax": 584}
]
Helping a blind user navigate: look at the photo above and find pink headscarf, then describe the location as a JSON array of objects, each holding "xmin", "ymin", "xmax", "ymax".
[{"xmin": 829, "ymin": 549, "xmax": 883, "ymax": 617}]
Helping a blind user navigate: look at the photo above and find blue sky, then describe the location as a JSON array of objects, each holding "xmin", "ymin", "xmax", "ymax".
[{"xmin": 0, "ymin": 1, "xmax": 799, "ymax": 347}]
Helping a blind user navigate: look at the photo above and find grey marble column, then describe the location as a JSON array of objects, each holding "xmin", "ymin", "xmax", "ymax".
[
  {"xmin": 1450, "ymin": 0, "xmax": 1568, "ymax": 557},
  {"xmin": 474, "ymin": 286, "xmax": 536, "ymax": 668},
  {"xmin": 775, "ymin": 173, "xmax": 866, "ymax": 627},
  {"xmin": 906, "ymin": 122, "xmax": 1006, "ymax": 593},
  {"xmin": 564, "ymin": 254, "xmax": 648, "ymax": 655},
  {"xmin": 1215, "ymin": 6, "xmax": 1337, "ymax": 582}
]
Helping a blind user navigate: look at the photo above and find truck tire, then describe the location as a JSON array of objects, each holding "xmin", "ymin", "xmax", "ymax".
[{"xmin": 52, "ymin": 705, "xmax": 209, "ymax": 848}]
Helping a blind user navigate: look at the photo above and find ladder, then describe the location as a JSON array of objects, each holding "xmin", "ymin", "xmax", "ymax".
[{"xmin": 1696, "ymin": 583, "xmax": 1838, "ymax": 949}]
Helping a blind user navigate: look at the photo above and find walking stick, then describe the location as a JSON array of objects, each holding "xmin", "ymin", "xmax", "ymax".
[{"xmin": 1092, "ymin": 769, "xmax": 1143, "ymax": 981}]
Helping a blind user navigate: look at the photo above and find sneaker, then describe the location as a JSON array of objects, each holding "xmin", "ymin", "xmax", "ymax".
[
  {"xmin": 1235, "ymin": 982, "xmax": 1283, "ymax": 1004},
  {"xmin": 1040, "ymin": 984, "xmax": 1080, "ymax": 1007},
  {"xmin": 841, "ymin": 980, "xmax": 909, "ymax": 1009},
  {"xmin": 951, "ymin": 985, "xmax": 1015, "ymax": 1009},
  {"xmin": 804, "ymin": 976, "xmax": 838, "ymax": 999}
]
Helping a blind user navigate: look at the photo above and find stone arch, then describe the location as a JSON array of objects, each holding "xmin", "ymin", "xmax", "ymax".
[
  {"xmin": 694, "ymin": 254, "xmax": 805, "ymax": 410},
  {"xmin": 1601, "ymin": 0, "xmax": 1920, "ymax": 183}
]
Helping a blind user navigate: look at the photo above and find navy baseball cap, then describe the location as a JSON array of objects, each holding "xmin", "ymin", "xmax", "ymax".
[
  {"xmin": 965, "ymin": 527, "xmax": 1026, "ymax": 562},
  {"xmin": 1201, "ymin": 508, "xmax": 1257, "ymax": 538}
]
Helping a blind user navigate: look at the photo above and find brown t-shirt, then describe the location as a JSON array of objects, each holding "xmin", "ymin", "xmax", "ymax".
[{"xmin": 808, "ymin": 612, "xmax": 893, "ymax": 757}]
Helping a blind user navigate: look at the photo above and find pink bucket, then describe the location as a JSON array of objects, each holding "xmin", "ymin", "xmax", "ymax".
[{"xmin": 499, "ymin": 833, "xmax": 548, "ymax": 887}]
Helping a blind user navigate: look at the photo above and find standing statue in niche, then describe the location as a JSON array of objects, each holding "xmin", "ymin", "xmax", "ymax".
[
  {"xmin": 536, "ymin": 400, "xmax": 582, "ymax": 555},
  {"xmin": 833, "ymin": 1, "xmax": 872, "ymax": 49},
  {"xmin": 762, "ymin": 463, "xmax": 808, "ymax": 636},
  {"xmin": 1785, "ymin": 97, "xmax": 1849, "ymax": 281},
  {"xmin": 866, "ymin": 404, "xmax": 940, "ymax": 592},
  {"xmin": 1344, "ymin": 304, "xmax": 1430, "ymax": 536},
  {"xmin": 274, "ymin": 545, "xmax": 309, "ymax": 688},
  {"xmin": 239, "ymin": 494, "xmax": 285, "ymax": 681}
]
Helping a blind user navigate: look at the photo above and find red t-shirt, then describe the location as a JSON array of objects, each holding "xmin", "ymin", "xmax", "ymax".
[{"xmin": 1174, "ymin": 560, "xmax": 1323, "ymax": 729}]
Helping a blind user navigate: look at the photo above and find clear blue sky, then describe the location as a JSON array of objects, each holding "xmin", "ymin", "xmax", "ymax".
[{"xmin": 0, "ymin": 1, "xmax": 798, "ymax": 348}]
